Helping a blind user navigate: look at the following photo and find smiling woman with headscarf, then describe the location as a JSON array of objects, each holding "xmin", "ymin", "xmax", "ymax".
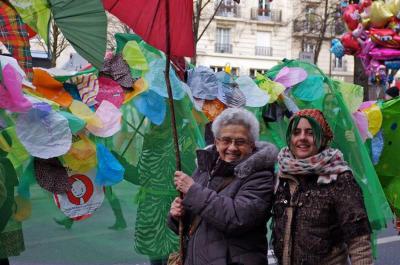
[{"xmin": 272, "ymin": 109, "xmax": 373, "ymax": 265}]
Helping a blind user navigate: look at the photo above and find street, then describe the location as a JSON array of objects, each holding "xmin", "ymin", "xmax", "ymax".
[{"xmin": 8, "ymin": 182, "xmax": 400, "ymax": 265}]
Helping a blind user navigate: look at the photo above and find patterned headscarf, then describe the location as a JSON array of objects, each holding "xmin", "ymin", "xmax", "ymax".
[{"xmin": 294, "ymin": 109, "xmax": 333, "ymax": 141}]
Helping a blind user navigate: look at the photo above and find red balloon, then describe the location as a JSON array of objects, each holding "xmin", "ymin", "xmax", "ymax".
[
  {"xmin": 370, "ymin": 28, "xmax": 400, "ymax": 49},
  {"xmin": 341, "ymin": 32, "xmax": 361, "ymax": 55},
  {"xmin": 360, "ymin": 0, "xmax": 372, "ymax": 10},
  {"xmin": 343, "ymin": 4, "xmax": 361, "ymax": 31}
]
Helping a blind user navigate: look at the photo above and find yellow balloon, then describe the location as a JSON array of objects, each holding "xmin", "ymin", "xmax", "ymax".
[
  {"xmin": 362, "ymin": 103, "xmax": 383, "ymax": 136},
  {"xmin": 386, "ymin": 0, "xmax": 400, "ymax": 17},
  {"xmin": 370, "ymin": 1, "xmax": 393, "ymax": 28}
]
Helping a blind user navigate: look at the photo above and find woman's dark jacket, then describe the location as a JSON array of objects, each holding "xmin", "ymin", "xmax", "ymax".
[
  {"xmin": 272, "ymin": 171, "xmax": 372, "ymax": 265},
  {"xmin": 168, "ymin": 142, "xmax": 278, "ymax": 265}
]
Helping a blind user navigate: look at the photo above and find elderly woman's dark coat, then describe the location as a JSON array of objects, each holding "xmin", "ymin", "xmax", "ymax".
[{"xmin": 168, "ymin": 142, "xmax": 278, "ymax": 265}]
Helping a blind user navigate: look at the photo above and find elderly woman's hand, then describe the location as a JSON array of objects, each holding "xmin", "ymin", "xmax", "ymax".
[
  {"xmin": 170, "ymin": 197, "xmax": 184, "ymax": 220},
  {"xmin": 174, "ymin": 171, "xmax": 194, "ymax": 194}
]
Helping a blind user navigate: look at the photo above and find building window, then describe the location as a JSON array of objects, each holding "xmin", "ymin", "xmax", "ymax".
[
  {"xmin": 303, "ymin": 41, "xmax": 315, "ymax": 53},
  {"xmin": 305, "ymin": 6, "xmax": 319, "ymax": 32},
  {"xmin": 305, "ymin": 6, "xmax": 316, "ymax": 16},
  {"xmin": 299, "ymin": 41, "xmax": 316, "ymax": 63},
  {"xmin": 215, "ymin": 28, "xmax": 232, "ymax": 53},
  {"xmin": 251, "ymin": 0, "xmax": 281, "ymax": 22},
  {"xmin": 249, "ymin": 68, "xmax": 268, "ymax": 78},
  {"xmin": 255, "ymin": 31, "xmax": 272, "ymax": 56},
  {"xmin": 216, "ymin": 0, "xmax": 240, "ymax": 17},
  {"xmin": 258, "ymin": 0, "xmax": 270, "ymax": 16},
  {"xmin": 210, "ymin": 65, "xmax": 239, "ymax": 76}
]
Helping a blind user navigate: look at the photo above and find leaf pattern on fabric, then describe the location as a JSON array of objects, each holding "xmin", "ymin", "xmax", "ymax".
[{"xmin": 133, "ymin": 105, "xmax": 199, "ymax": 258}]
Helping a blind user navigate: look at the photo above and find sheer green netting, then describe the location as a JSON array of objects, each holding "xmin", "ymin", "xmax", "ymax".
[
  {"xmin": 0, "ymin": 58, "xmax": 393, "ymax": 263},
  {"xmin": 259, "ymin": 59, "xmax": 392, "ymax": 232},
  {"xmin": 374, "ymin": 97, "xmax": 400, "ymax": 217}
]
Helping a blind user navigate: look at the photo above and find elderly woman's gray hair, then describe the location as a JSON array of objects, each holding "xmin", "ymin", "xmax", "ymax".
[{"xmin": 212, "ymin": 108, "xmax": 259, "ymax": 142}]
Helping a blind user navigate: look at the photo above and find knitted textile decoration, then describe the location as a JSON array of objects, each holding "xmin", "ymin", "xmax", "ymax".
[{"xmin": 294, "ymin": 109, "xmax": 334, "ymax": 141}]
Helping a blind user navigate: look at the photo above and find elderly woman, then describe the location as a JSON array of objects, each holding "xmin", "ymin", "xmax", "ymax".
[
  {"xmin": 272, "ymin": 109, "xmax": 373, "ymax": 265},
  {"xmin": 168, "ymin": 108, "xmax": 278, "ymax": 265}
]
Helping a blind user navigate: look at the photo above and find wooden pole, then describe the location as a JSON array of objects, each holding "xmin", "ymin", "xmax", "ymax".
[{"xmin": 164, "ymin": 0, "xmax": 184, "ymax": 263}]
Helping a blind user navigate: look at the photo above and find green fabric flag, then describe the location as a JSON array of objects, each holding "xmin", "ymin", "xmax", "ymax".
[
  {"xmin": 375, "ymin": 97, "xmax": 400, "ymax": 216},
  {"xmin": 49, "ymin": 0, "xmax": 107, "ymax": 69},
  {"xmin": 263, "ymin": 59, "xmax": 392, "ymax": 232}
]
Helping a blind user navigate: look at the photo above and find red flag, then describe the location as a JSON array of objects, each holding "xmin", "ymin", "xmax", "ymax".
[
  {"xmin": 103, "ymin": 0, "xmax": 195, "ymax": 57},
  {"xmin": 0, "ymin": 1, "xmax": 33, "ymax": 78}
]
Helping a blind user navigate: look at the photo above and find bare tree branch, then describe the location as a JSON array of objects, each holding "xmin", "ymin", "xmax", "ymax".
[
  {"xmin": 313, "ymin": 0, "xmax": 329, "ymax": 65},
  {"xmin": 47, "ymin": 21, "xmax": 70, "ymax": 67},
  {"xmin": 293, "ymin": 0, "xmax": 340, "ymax": 65},
  {"xmin": 200, "ymin": 0, "xmax": 212, "ymax": 12},
  {"xmin": 193, "ymin": 0, "xmax": 203, "ymax": 43},
  {"xmin": 197, "ymin": 0, "xmax": 223, "ymax": 42}
]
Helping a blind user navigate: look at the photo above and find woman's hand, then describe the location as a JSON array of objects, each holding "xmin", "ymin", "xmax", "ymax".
[
  {"xmin": 170, "ymin": 197, "xmax": 184, "ymax": 220},
  {"xmin": 345, "ymin": 130, "xmax": 356, "ymax": 142},
  {"xmin": 174, "ymin": 171, "xmax": 194, "ymax": 194}
]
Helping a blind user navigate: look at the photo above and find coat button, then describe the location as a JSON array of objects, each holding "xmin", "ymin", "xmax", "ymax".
[
  {"xmin": 298, "ymin": 202, "xmax": 303, "ymax": 207},
  {"xmin": 283, "ymin": 200, "xmax": 288, "ymax": 204}
]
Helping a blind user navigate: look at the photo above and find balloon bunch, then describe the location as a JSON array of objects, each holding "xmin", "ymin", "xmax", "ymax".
[{"xmin": 332, "ymin": 0, "xmax": 400, "ymax": 93}]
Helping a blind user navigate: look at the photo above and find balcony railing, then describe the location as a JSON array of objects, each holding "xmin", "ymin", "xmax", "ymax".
[
  {"xmin": 216, "ymin": 3, "xmax": 240, "ymax": 18},
  {"xmin": 302, "ymin": 0, "xmax": 321, "ymax": 3},
  {"xmin": 215, "ymin": 43, "xmax": 233, "ymax": 53},
  {"xmin": 255, "ymin": 46, "xmax": 273, "ymax": 56},
  {"xmin": 250, "ymin": 8, "xmax": 282, "ymax": 22}
]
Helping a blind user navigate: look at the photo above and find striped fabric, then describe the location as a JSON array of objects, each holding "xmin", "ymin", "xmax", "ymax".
[
  {"xmin": 69, "ymin": 74, "xmax": 99, "ymax": 106},
  {"xmin": 0, "ymin": 2, "xmax": 33, "ymax": 79}
]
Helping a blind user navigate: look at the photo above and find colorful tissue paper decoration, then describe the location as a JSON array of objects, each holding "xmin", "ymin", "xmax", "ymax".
[
  {"xmin": 0, "ymin": 64, "xmax": 32, "ymax": 112},
  {"xmin": 1, "ymin": 0, "xmax": 398, "ymax": 240}
]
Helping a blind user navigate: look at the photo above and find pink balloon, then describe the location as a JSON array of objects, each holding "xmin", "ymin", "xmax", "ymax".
[
  {"xmin": 359, "ymin": 101, "xmax": 376, "ymax": 111},
  {"xmin": 352, "ymin": 111, "xmax": 370, "ymax": 142},
  {"xmin": 341, "ymin": 32, "xmax": 361, "ymax": 55}
]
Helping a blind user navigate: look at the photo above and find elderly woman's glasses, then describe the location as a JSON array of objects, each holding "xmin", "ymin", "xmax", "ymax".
[{"xmin": 216, "ymin": 137, "xmax": 250, "ymax": 147}]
